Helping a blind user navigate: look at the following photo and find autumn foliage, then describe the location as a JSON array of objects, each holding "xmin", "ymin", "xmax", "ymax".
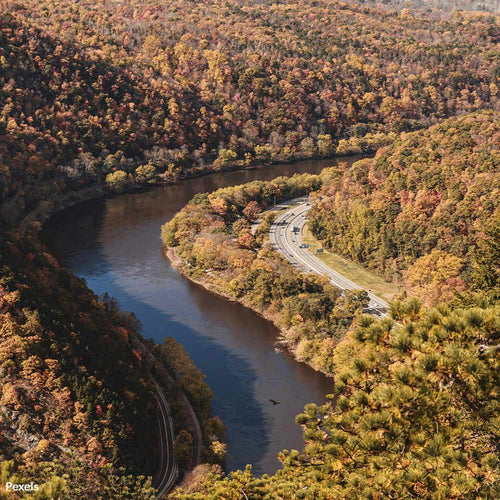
[
  {"xmin": 1, "ymin": 1, "xmax": 499, "ymax": 224},
  {"xmin": 0, "ymin": 0, "xmax": 499, "ymax": 497},
  {"xmin": 0, "ymin": 233, "xmax": 159, "ymax": 497},
  {"xmin": 308, "ymin": 111, "xmax": 500, "ymax": 305}
]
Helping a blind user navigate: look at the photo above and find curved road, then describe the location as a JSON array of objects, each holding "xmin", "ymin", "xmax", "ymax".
[
  {"xmin": 269, "ymin": 199, "xmax": 389, "ymax": 317},
  {"xmin": 152, "ymin": 383, "xmax": 178, "ymax": 498}
]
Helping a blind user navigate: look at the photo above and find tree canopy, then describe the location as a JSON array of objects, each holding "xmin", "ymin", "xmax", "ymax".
[
  {"xmin": 1, "ymin": 1, "xmax": 499, "ymax": 224},
  {"xmin": 309, "ymin": 111, "xmax": 500, "ymax": 306}
]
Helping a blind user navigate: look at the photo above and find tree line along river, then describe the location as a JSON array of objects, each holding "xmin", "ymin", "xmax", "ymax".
[{"xmin": 42, "ymin": 156, "xmax": 360, "ymax": 475}]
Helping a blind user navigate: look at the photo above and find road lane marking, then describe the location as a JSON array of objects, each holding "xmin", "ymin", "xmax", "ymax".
[{"xmin": 271, "ymin": 202, "xmax": 389, "ymax": 318}]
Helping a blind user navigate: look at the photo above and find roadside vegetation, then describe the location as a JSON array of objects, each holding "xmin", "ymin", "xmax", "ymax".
[
  {"xmin": 153, "ymin": 338, "xmax": 226, "ymax": 469},
  {"xmin": 308, "ymin": 111, "xmax": 500, "ymax": 306},
  {"xmin": 302, "ymin": 226, "xmax": 401, "ymax": 302},
  {"xmin": 162, "ymin": 173, "xmax": 370, "ymax": 375}
]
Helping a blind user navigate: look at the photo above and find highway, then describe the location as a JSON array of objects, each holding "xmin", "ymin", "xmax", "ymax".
[
  {"xmin": 269, "ymin": 199, "xmax": 389, "ymax": 317},
  {"xmin": 152, "ymin": 383, "xmax": 178, "ymax": 498}
]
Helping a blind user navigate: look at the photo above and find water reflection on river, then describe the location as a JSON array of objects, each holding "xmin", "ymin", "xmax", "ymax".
[{"xmin": 43, "ymin": 157, "xmax": 359, "ymax": 475}]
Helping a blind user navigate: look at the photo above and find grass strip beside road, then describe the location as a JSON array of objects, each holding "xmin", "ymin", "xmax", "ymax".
[{"xmin": 301, "ymin": 227, "xmax": 401, "ymax": 302}]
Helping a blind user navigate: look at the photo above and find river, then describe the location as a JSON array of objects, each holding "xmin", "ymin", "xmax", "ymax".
[{"xmin": 42, "ymin": 156, "xmax": 359, "ymax": 475}]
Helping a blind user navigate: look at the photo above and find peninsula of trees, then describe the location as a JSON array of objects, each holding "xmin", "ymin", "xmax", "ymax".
[{"xmin": 162, "ymin": 173, "xmax": 370, "ymax": 374}]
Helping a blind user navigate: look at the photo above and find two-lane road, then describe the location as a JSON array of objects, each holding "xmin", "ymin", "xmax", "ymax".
[
  {"xmin": 270, "ymin": 200, "xmax": 389, "ymax": 317},
  {"xmin": 152, "ymin": 383, "xmax": 178, "ymax": 498}
]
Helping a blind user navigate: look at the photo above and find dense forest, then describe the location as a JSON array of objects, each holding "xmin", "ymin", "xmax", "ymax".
[
  {"xmin": 1, "ymin": 1, "xmax": 499, "ymax": 227},
  {"xmin": 362, "ymin": 0, "xmax": 500, "ymax": 13},
  {"xmin": 0, "ymin": 0, "xmax": 499, "ymax": 497},
  {"xmin": 308, "ymin": 111, "xmax": 500, "ymax": 305}
]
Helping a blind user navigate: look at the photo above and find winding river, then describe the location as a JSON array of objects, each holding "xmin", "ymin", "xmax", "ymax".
[{"xmin": 42, "ymin": 156, "xmax": 359, "ymax": 475}]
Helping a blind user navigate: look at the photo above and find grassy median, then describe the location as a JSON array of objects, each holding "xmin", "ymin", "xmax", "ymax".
[{"xmin": 301, "ymin": 227, "xmax": 401, "ymax": 302}]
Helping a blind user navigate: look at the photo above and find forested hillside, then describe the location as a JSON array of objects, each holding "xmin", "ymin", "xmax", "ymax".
[
  {"xmin": 362, "ymin": 0, "xmax": 500, "ymax": 13},
  {"xmin": 0, "ymin": 13, "xmax": 180, "ymax": 225},
  {"xmin": 0, "ymin": 232, "xmax": 158, "ymax": 497},
  {"xmin": 0, "ymin": 230, "xmax": 224, "ymax": 497},
  {"xmin": 308, "ymin": 111, "xmax": 500, "ymax": 305},
  {"xmin": 1, "ymin": 1, "xmax": 499, "ymax": 226}
]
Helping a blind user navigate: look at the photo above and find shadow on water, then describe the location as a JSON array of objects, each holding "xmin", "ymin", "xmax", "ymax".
[
  {"xmin": 99, "ymin": 277, "xmax": 271, "ymax": 473},
  {"xmin": 41, "ymin": 157, "xmax": 356, "ymax": 474},
  {"xmin": 45, "ymin": 199, "xmax": 271, "ymax": 472}
]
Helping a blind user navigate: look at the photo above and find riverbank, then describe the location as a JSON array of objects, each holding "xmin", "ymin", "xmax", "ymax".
[
  {"xmin": 164, "ymin": 242, "xmax": 351, "ymax": 378},
  {"xmin": 11, "ymin": 152, "xmax": 367, "ymax": 241},
  {"xmin": 161, "ymin": 173, "xmax": 369, "ymax": 376},
  {"xmin": 9, "ymin": 188, "xmax": 229, "ymax": 489},
  {"xmin": 42, "ymin": 156, "xmax": 347, "ymax": 475},
  {"xmin": 165, "ymin": 248, "xmax": 293, "ymax": 348},
  {"xmin": 129, "ymin": 333, "xmax": 204, "ymax": 472},
  {"xmin": 164, "ymin": 246, "xmax": 306, "ymax": 354},
  {"xmin": 9, "ymin": 186, "xmax": 212, "ymax": 481}
]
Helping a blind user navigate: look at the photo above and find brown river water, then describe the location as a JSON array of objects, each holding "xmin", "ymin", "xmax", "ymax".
[{"xmin": 42, "ymin": 156, "xmax": 359, "ymax": 475}]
